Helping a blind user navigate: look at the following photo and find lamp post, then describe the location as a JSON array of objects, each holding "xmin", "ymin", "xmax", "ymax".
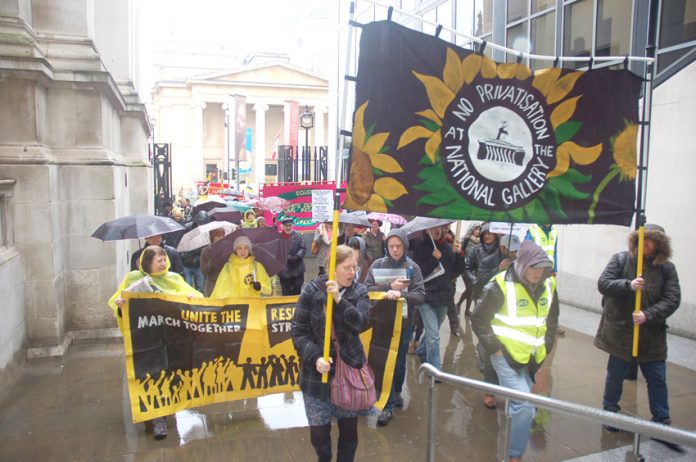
[{"xmin": 300, "ymin": 105, "xmax": 314, "ymax": 181}]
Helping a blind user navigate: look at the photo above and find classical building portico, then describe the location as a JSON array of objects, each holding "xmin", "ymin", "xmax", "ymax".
[{"xmin": 151, "ymin": 62, "xmax": 330, "ymax": 192}]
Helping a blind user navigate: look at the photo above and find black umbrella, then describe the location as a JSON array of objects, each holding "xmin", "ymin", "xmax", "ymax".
[
  {"xmin": 208, "ymin": 207, "xmax": 243, "ymax": 224},
  {"xmin": 209, "ymin": 227, "xmax": 291, "ymax": 277},
  {"xmin": 191, "ymin": 197, "xmax": 228, "ymax": 215},
  {"xmin": 91, "ymin": 214, "xmax": 185, "ymax": 241}
]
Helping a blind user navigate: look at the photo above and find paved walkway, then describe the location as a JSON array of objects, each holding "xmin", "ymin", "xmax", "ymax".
[{"xmin": 1, "ymin": 301, "xmax": 694, "ymax": 461}]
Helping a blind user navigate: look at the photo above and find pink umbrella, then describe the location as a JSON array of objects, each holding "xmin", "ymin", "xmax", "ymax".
[
  {"xmin": 366, "ymin": 212, "xmax": 407, "ymax": 226},
  {"xmin": 247, "ymin": 196, "xmax": 291, "ymax": 214}
]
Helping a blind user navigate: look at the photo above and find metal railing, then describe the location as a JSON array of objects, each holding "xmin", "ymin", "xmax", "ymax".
[{"xmin": 418, "ymin": 363, "xmax": 696, "ymax": 462}]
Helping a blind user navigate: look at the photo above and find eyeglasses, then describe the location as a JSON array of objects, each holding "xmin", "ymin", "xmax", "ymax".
[{"xmin": 337, "ymin": 264, "xmax": 358, "ymax": 273}]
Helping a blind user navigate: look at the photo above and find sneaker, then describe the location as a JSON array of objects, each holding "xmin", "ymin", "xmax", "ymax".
[
  {"xmin": 153, "ymin": 417, "xmax": 168, "ymax": 440},
  {"xmin": 393, "ymin": 394, "xmax": 404, "ymax": 408},
  {"xmin": 450, "ymin": 327, "xmax": 460, "ymax": 337},
  {"xmin": 603, "ymin": 424, "xmax": 620, "ymax": 432},
  {"xmin": 377, "ymin": 409, "xmax": 393, "ymax": 427},
  {"xmin": 555, "ymin": 327, "xmax": 566, "ymax": 336}
]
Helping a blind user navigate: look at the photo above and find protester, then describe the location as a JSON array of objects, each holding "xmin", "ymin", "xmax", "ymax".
[
  {"xmin": 337, "ymin": 223, "xmax": 358, "ymax": 246},
  {"xmin": 199, "ymin": 227, "xmax": 226, "ymax": 297},
  {"xmin": 456, "ymin": 222, "xmax": 482, "ymax": 315},
  {"xmin": 347, "ymin": 236, "xmax": 370, "ymax": 283},
  {"xmin": 411, "ymin": 225, "xmax": 464, "ymax": 371},
  {"xmin": 364, "ymin": 228, "xmax": 425, "ymax": 426},
  {"xmin": 180, "ymin": 211, "xmax": 209, "ymax": 292},
  {"xmin": 256, "ymin": 216, "xmax": 267, "ymax": 227},
  {"xmin": 210, "ymin": 236, "xmax": 272, "ymax": 298},
  {"xmin": 474, "ymin": 233, "xmax": 521, "ymax": 409},
  {"xmin": 313, "ymin": 222, "xmax": 333, "ymax": 276},
  {"xmin": 525, "ymin": 224, "xmax": 565, "ymax": 336},
  {"xmin": 464, "ymin": 223, "xmax": 499, "ymax": 302},
  {"xmin": 363, "ymin": 219, "xmax": 386, "ymax": 263},
  {"xmin": 109, "ymin": 246, "xmax": 202, "ymax": 440},
  {"xmin": 242, "ymin": 210, "xmax": 258, "ymax": 228},
  {"xmin": 131, "ymin": 234, "xmax": 184, "ymax": 276},
  {"xmin": 442, "ymin": 225, "xmax": 461, "ymax": 336},
  {"xmin": 595, "ymin": 224, "xmax": 681, "ymax": 445},
  {"xmin": 291, "ymin": 245, "xmax": 370, "ymax": 462},
  {"xmin": 471, "ymin": 241, "xmax": 558, "ymax": 462},
  {"xmin": 165, "ymin": 208, "xmax": 187, "ymax": 249},
  {"xmin": 278, "ymin": 217, "xmax": 306, "ymax": 296}
]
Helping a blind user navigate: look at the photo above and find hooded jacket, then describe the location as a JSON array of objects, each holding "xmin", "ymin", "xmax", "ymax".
[
  {"xmin": 594, "ymin": 226, "xmax": 681, "ymax": 362},
  {"xmin": 364, "ymin": 228, "xmax": 426, "ymax": 325},
  {"xmin": 461, "ymin": 222, "xmax": 481, "ymax": 260},
  {"xmin": 471, "ymin": 241, "xmax": 559, "ymax": 378},
  {"xmin": 210, "ymin": 253, "xmax": 272, "ymax": 298},
  {"xmin": 291, "ymin": 275, "xmax": 370, "ymax": 399},
  {"xmin": 410, "ymin": 229, "xmax": 465, "ymax": 306},
  {"xmin": 109, "ymin": 251, "xmax": 201, "ymax": 331}
]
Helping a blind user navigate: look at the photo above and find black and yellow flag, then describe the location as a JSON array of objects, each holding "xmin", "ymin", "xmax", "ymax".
[
  {"xmin": 121, "ymin": 293, "xmax": 401, "ymax": 423},
  {"xmin": 345, "ymin": 21, "xmax": 641, "ymax": 225}
]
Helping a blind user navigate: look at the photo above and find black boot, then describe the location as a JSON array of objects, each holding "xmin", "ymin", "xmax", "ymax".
[
  {"xmin": 313, "ymin": 444, "xmax": 332, "ymax": 462},
  {"xmin": 336, "ymin": 440, "xmax": 358, "ymax": 462}
]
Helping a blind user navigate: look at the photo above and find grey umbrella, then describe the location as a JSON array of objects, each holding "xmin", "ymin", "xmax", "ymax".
[
  {"xmin": 400, "ymin": 216, "xmax": 454, "ymax": 239},
  {"xmin": 91, "ymin": 214, "xmax": 185, "ymax": 241},
  {"xmin": 338, "ymin": 211, "xmax": 371, "ymax": 227}
]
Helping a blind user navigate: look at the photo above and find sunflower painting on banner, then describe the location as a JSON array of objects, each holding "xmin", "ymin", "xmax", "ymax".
[{"xmin": 344, "ymin": 21, "xmax": 642, "ymax": 225}]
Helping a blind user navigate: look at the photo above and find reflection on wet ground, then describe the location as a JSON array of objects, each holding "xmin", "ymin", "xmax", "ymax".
[{"xmin": 1, "ymin": 306, "xmax": 695, "ymax": 461}]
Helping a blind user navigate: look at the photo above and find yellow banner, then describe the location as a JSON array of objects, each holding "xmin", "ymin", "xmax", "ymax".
[{"xmin": 121, "ymin": 292, "xmax": 401, "ymax": 423}]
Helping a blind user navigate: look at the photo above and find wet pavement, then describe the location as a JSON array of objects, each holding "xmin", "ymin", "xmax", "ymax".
[{"xmin": 1, "ymin": 301, "xmax": 695, "ymax": 461}]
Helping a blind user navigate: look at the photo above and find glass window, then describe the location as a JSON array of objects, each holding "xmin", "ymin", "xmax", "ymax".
[
  {"xmin": 532, "ymin": 0, "xmax": 556, "ymax": 13},
  {"xmin": 456, "ymin": 1, "xmax": 475, "ymax": 46},
  {"xmin": 474, "ymin": 0, "xmax": 493, "ymax": 36},
  {"xmin": 657, "ymin": 46, "xmax": 696, "ymax": 73},
  {"xmin": 480, "ymin": 34, "xmax": 494, "ymax": 59},
  {"xmin": 508, "ymin": 0, "xmax": 529, "ymax": 23},
  {"xmin": 422, "ymin": 8, "xmax": 436, "ymax": 35},
  {"xmin": 595, "ymin": 0, "xmax": 632, "ymax": 57},
  {"xmin": 507, "ymin": 22, "xmax": 530, "ymax": 61},
  {"xmin": 438, "ymin": 2, "xmax": 453, "ymax": 29},
  {"xmin": 531, "ymin": 11, "xmax": 556, "ymax": 69},
  {"xmin": 563, "ymin": 0, "xmax": 593, "ymax": 68},
  {"xmin": 659, "ymin": 0, "xmax": 696, "ymax": 48}
]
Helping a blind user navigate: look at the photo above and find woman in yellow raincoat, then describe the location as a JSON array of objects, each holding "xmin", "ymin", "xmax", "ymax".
[
  {"xmin": 108, "ymin": 245, "xmax": 202, "ymax": 440},
  {"xmin": 211, "ymin": 236, "xmax": 272, "ymax": 298},
  {"xmin": 242, "ymin": 210, "xmax": 258, "ymax": 228}
]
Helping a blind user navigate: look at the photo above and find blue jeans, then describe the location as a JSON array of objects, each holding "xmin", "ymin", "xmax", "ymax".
[
  {"xmin": 490, "ymin": 354, "xmax": 535, "ymax": 459},
  {"xmin": 602, "ymin": 354, "xmax": 670, "ymax": 422},
  {"xmin": 416, "ymin": 303, "xmax": 448, "ymax": 370},
  {"xmin": 184, "ymin": 266, "xmax": 205, "ymax": 292},
  {"xmin": 385, "ymin": 324, "xmax": 414, "ymax": 411}
]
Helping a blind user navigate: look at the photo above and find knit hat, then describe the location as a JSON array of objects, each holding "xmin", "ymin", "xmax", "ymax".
[{"xmin": 233, "ymin": 236, "xmax": 253, "ymax": 251}]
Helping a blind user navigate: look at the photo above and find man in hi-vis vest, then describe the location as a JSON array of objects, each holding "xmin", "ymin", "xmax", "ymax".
[
  {"xmin": 472, "ymin": 241, "xmax": 559, "ymax": 462},
  {"xmin": 526, "ymin": 223, "xmax": 565, "ymax": 336}
]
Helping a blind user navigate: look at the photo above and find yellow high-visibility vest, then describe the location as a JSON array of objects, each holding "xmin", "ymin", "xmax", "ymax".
[
  {"xmin": 529, "ymin": 225, "xmax": 557, "ymax": 260},
  {"xmin": 490, "ymin": 272, "xmax": 555, "ymax": 365}
]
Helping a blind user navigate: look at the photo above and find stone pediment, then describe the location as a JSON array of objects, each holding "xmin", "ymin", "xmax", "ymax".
[{"xmin": 192, "ymin": 63, "xmax": 328, "ymax": 87}]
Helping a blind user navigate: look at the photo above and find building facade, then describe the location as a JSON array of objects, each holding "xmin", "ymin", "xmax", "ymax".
[
  {"xmin": 0, "ymin": 0, "xmax": 150, "ymax": 394},
  {"xmin": 151, "ymin": 62, "xmax": 330, "ymax": 194},
  {"xmin": 350, "ymin": 0, "xmax": 696, "ymax": 337}
]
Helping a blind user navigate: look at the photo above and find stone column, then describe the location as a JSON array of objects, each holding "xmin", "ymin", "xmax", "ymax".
[
  {"xmin": 253, "ymin": 103, "xmax": 269, "ymax": 187},
  {"xmin": 192, "ymin": 101, "xmax": 206, "ymax": 183},
  {"xmin": 283, "ymin": 101, "xmax": 292, "ymax": 145}
]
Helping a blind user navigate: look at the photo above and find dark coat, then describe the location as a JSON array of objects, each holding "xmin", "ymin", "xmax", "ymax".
[
  {"xmin": 278, "ymin": 230, "xmax": 306, "ymax": 279},
  {"xmin": 291, "ymin": 276, "xmax": 370, "ymax": 399},
  {"xmin": 410, "ymin": 233, "xmax": 465, "ymax": 306},
  {"xmin": 594, "ymin": 228, "xmax": 681, "ymax": 362},
  {"xmin": 464, "ymin": 226, "xmax": 499, "ymax": 300}
]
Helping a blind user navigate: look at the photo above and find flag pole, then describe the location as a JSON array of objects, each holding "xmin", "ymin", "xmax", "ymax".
[
  {"xmin": 632, "ymin": 226, "xmax": 645, "ymax": 357},
  {"xmin": 322, "ymin": 1, "xmax": 356, "ymax": 383}
]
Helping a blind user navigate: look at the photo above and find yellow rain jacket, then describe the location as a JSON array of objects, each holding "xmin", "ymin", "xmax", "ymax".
[
  {"xmin": 108, "ymin": 251, "xmax": 202, "ymax": 331},
  {"xmin": 210, "ymin": 254, "xmax": 272, "ymax": 298},
  {"xmin": 242, "ymin": 211, "xmax": 257, "ymax": 228}
]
